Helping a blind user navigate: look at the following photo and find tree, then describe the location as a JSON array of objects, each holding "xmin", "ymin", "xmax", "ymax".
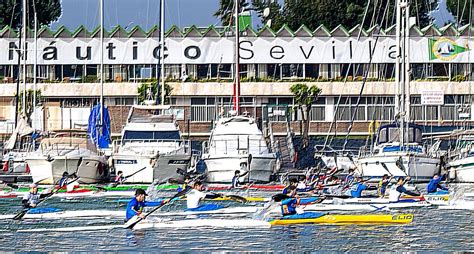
[
  {"xmin": 446, "ymin": 0, "xmax": 472, "ymax": 25},
  {"xmin": 0, "ymin": 0, "xmax": 62, "ymax": 29},
  {"xmin": 137, "ymin": 82, "xmax": 173, "ymax": 105},
  {"xmin": 290, "ymin": 83, "xmax": 321, "ymax": 148},
  {"xmin": 246, "ymin": 0, "xmax": 435, "ymax": 31},
  {"xmin": 17, "ymin": 89, "xmax": 42, "ymax": 125},
  {"xmin": 214, "ymin": 0, "xmax": 250, "ymax": 26}
]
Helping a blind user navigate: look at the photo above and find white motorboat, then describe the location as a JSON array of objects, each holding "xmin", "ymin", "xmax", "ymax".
[
  {"xmin": 446, "ymin": 133, "xmax": 474, "ymax": 183},
  {"xmin": 26, "ymin": 132, "xmax": 108, "ymax": 184},
  {"xmin": 202, "ymin": 115, "xmax": 277, "ymax": 183},
  {"xmin": 357, "ymin": 124, "xmax": 440, "ymax": 182},
  {"xmin": 112, "ymin": 105, "xmax": 192, "ymax": 183}
]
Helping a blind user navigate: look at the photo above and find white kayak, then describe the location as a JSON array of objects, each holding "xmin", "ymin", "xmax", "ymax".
[
  {"xmin": 0, "ymin": 207, "xmax": 261, "ymax": 220},
  {"xmin": 303, "ymin": 201, "xmax": 429, "ymax": 211},
  {"xmin": 18, "ymin": 218, "xmax": 271, "ymax": 232}
]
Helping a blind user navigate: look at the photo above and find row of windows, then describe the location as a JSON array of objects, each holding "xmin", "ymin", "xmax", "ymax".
[{"xmin": 1, "ymin": 63, "xmax": 472, "ymax": 82}]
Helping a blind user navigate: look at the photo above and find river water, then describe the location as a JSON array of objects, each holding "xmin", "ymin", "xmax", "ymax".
[{"xmin": 1, "ymin": 189, "xmax": 474, "ymax": 252}]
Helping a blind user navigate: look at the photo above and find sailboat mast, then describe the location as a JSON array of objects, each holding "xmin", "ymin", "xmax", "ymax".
[
  {"xmin": 396, "ymin": 0, "xmax": 404, "ymax": 146},
  {"xmin": 160, "ymin": 0, "xmax": 165, "ymax": 105},
  {"xmin": 404, "ymin": 1, "xmax": 411, "ymax": 136},
  {"xmin": 99, "ymin": 0, "xmax": 104, "ymax": 125},
  {"xmin": 234, "ymin": 0, "xmax": 240, "ymax": 114},
  {"xmin": 33, "ymin": 6, "xmax": 37, "ymax": 130},
  {"xmin": 22, "ymin": 0, "xmax": 27, "ymax": 117}
]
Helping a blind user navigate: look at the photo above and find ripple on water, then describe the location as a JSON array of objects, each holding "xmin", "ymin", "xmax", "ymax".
[{"xmin": 2, "ymin": 188, "xmax": 474, "ymax": 251}]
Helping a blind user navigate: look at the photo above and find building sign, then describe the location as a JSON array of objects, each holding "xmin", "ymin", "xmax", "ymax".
[
  {"xmin": 0, "ymin": 37, "xmax": 472, "ymax": 65},
  {"xmin": 421, "ymin": 90, "xmax": 444, "ymax": 105},
  {"xmin": 429, "ymin": 37, "xmax": 470, "ymax": 61}
]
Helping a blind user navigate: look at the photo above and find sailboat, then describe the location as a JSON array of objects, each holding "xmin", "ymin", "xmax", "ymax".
[
  {"xmin": 2, "ymin": 0, "xmax": 36, "ymax": 174},
  {"xmin": 356, "ymin": 0, "xmax": 440, "ymax": 182},
  {"xmin": 201, "ymin": 1, "xmax": 277, "ymax": 183}
]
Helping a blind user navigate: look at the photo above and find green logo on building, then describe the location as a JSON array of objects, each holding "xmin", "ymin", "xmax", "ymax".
[{"xmin": 429, "ymin": 37, "xmax": 469, "ymax": 61}]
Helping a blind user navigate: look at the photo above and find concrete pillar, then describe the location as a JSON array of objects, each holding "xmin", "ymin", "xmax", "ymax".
[
  {"xmin": 319, "ymin": 64, "xmax": 329, "ymax": 79},
  {"xmin": 258, "ymin": 64, "xmax": 267, "ymax": 79},
  {"xmin": 326, "ymin": 97, "xmax": 334, "ymax": 122},
  {"xmin": 332, "ymin": 64, "xmax": 341, "ymax": 79},
  {"xmin": 247, "ymin": 64, "xmax": 256, "ymax": 78}
]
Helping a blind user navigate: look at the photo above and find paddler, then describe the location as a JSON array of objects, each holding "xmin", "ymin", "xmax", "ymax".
[
  {"xmin": 342, "ymin": 168, "xmax": 355, "ymax": 189},
  {"xmin": 347, "ymin": 176, "xmax": 368, "ymax": 198},
  {"xmin": 186, "ymin": 181, "xmax": 223, "ymax": 211},
  {"xmin": 22, "ymin": 183, "xmax": 52, "ymax": 208},
  {"xmin": 426, "ymin": 173, "xmax": 448, "ymax": 194},
  {"xmin": 388, "ymin": 177, "xmax": 422, "ymax": 202},
  {"xmin": 232, "ymin": 169, "xmax": 249, "ymax": 189},
  {"xmin": 282, "ymin": 178, "xmax": 298, "ymax": 195},
  {"xmin": 275, "ymin": 186, "xmax": 324, "ymax": 218},
  {"xmin": 114, "ymin": 171, "xmax": 125, "ymax": 184},
  {"xmin": 377, "ymin": 174, "xmax": 392, "ymax": 197},
  {"xmin": 125, "ymin": 189, "xmax": 165, "ymax": 222},
  {"xmin": 177, "ymin": 175, "xmax": 192, "ymax": 192},
  {"xmin": 58, "ymin": 172, "xmax": 69, "ymax": 188}
]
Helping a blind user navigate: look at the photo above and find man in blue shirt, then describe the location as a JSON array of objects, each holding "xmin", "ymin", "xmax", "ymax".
[
  {"xmin": 348, "ymin": 177, "xmax": 367, "ymax": 198},
  {"xmin": 125, "ymin": 189, "xmax": 158, "ymax": 222},
  {"xmin": 427, "ymin": 174, "xmax": 448, "ymax": 193}
]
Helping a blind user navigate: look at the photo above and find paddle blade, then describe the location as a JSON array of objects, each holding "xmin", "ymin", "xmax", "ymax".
[
  {"xmin": 225, "ymin": 195, "xmax": 247, "ymax": 203},
  {"xmin": 168, "ymin": 178, "xmax": 185, "ymax": 184},
  {"xmin": 124, "ymin": 216, "xmax": 143, "ymax": 229},
  {"xmin": 12, "ymin": 209, "xmax": 28, "ymax": 220}
]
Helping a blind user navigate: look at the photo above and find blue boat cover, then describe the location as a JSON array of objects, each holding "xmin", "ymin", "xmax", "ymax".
[
  {"xmin": 282, "ymin": 212, "xmax": 326, "ymax": 220},
  {"xmin": 87, "ymin": 104, "xmax": 111, "ymax": 148},
  {"xmin": 28, "ymin": 207, "xmax": 61, "ymax": 214}
]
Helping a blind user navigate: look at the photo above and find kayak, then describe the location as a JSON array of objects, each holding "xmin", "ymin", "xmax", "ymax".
[
  {"xmin": 0, "ymin": 192, "xmax": 17, "ymax": 198},
  {"xmin": 0, "ymin": 206, "xmax": 261, "ymax": 220},
  {"xmin": 269, "ymin": 213, "xmax": 414, "ymax": 225},
  {"xmin": 18, "ymin": 214, "xmax": 413, "ymax": 232}
]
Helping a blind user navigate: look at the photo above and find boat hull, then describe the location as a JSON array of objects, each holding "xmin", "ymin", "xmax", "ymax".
[
  {"xmin": 27, "ymin": 156, "xmax": 108, "ymax": 184},
  {"xmin": 357, "ymin": 153, "xmax": 440, "ymax": 182},
  {"xmin": 447, "ymin": 157, "xmax": 474, "ymax": 183},
  {"xmin": 204, "ymin": 155, "xmax": 276, "ymax": 183},
  {"xmin": 113, "ymin": 153, "xmax": 191, "ymax": 183},
  {"xmin": 269, "ymin": 214, "xmax": 414, "ymax": 225}
]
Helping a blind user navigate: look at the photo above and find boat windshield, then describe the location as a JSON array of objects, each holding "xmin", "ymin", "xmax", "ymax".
[{"xmin": 123, "ymin": 130, "xmax": 180, "ymax": 140}]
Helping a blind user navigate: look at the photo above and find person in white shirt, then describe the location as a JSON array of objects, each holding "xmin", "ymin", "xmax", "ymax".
[{"xmin": 186, "ymin": 181, "xmax": 223, "ymax": 211}]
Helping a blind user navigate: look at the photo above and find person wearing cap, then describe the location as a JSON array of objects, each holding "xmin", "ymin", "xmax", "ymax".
[
  {"xmin": 22, "ymin": 183, "xmax": 52, "ymax": 209},
  {"xmin": 426, "ymin": 173, "xmax": 448, "ymax": 194},
  {"xmin": 388, "ymin": 177, "xmax": 422, "ymax": 202},
  {"xmin": 186, "ymin": 181, "xmax": 223, "ymax": 211},
  {"xmin": 232, "ymin": 169, "xmax": 249, "ymax": 189},
  {"xmin": 377, "ymin": 174, "xmax": 393, "ymax": 197},
  {"xmin": 276, "ymin": 185, "xmax": 325, "ymax": 218},
  {"xmin": 125, "ymin": 189, "xmax": 156, "ymax": 222}
]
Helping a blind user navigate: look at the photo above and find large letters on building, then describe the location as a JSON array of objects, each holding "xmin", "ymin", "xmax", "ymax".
[{"xmin": 1, "ymin": 37, "xmax": 472, "ymax": 64}]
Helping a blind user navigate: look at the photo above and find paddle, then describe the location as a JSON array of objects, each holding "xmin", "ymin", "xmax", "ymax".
[
  {"xmin": 12, "ymin": 176, "xmax": 80, "ymax": 220},
  {"xmin": 124, "ymin": 188, "xmax": 190, "ymax": 229},
  {"xmin": 110, "ymin": 167, "xmax": 147, "ymax": 188},
  {"xmin": 167, "ymin": 178, "xmax": 247, "ymax": 203}
]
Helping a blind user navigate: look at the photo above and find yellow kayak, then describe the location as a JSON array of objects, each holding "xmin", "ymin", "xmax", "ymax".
[{"xmin": 269, "ymin": 214, "xmax": 414, "ymax": 225}]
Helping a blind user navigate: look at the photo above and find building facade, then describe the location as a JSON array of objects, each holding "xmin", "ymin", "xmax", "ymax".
[{"xmin": 0, "ymin": 23, "xmax": 472, "ymax": 137}]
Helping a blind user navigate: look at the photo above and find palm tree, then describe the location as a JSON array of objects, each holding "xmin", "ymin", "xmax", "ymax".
[{"xmin": 290, "ymin": 83, "xmax": 322, "ymax": 148}]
